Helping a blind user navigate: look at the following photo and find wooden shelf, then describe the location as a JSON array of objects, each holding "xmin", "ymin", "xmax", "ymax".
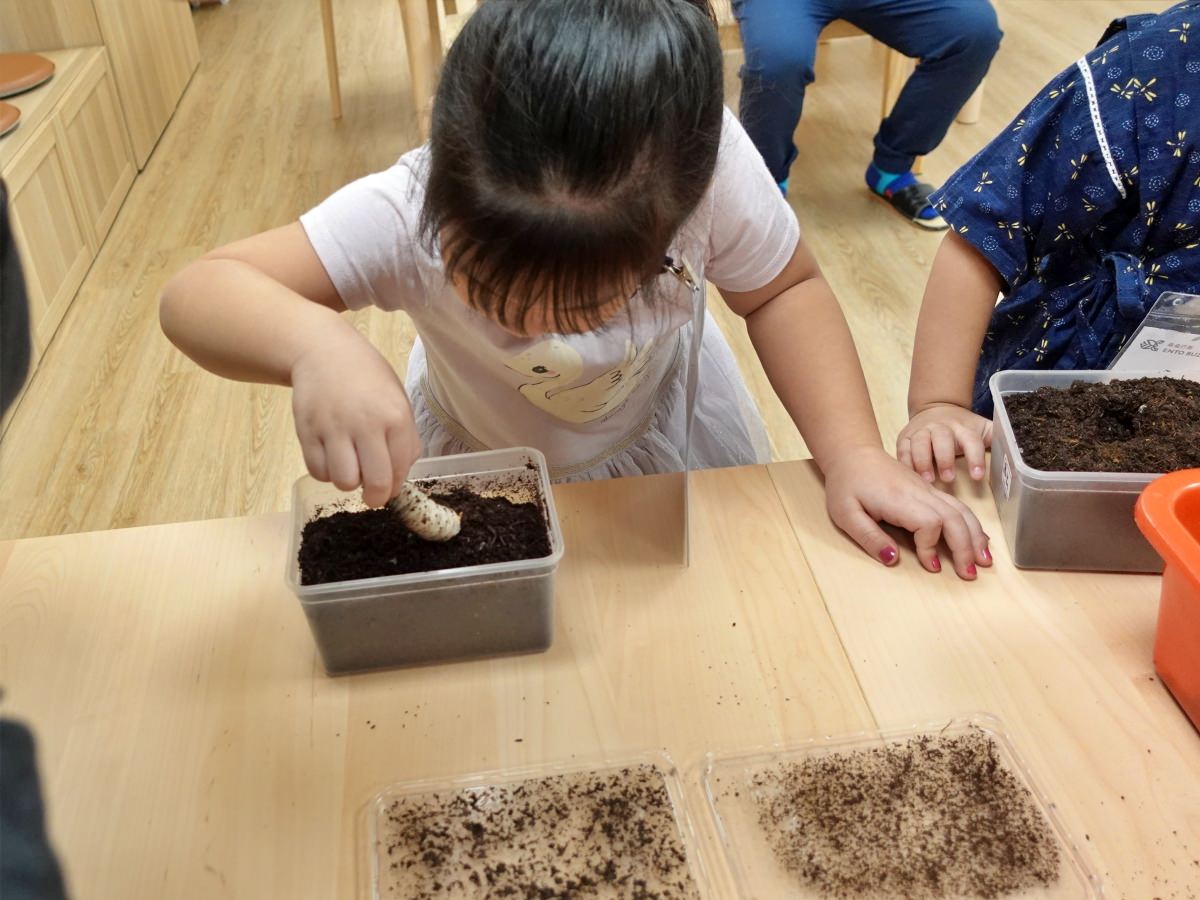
[{"xmin": 0, "ymin": 48, "xmax": 96, "ymax": 170}]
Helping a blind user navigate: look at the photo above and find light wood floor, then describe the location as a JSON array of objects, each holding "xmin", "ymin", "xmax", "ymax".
[{"xmin": 0, "ymin": 0, "xmax": 1170, "ymax": 540}]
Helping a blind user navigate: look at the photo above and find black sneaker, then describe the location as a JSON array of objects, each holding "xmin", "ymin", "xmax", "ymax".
[
  {"xmin": 865, "ymin": 164, "xmax": 949, "ymax": 231},
  {"xmin": 874, "ymin": 181, "xmax": 949, "ymax": 230}
]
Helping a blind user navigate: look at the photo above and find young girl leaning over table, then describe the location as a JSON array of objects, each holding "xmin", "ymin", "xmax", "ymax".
[
  {"xmin": 160, "ymin": 0, "xmax": 989, "ymax": 578},
  {"xmin": 899, "ymin": 1, "xmax": 1200, "ymax": 484}
]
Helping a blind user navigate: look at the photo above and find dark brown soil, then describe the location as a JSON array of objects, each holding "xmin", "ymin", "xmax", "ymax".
[
  {"xmin": 299, "ymin": 488, "xmax": 550, "ymax": 585},
  {"xmin": 377, "ymin": 764, "xmax": 701, "ymax": 899},
  {"xmin": 1006, "ymin": 377, "xmax": 1200, "ymax": 473},
  {"xmin": 744, "ymin": 731, "xmax": 1061, "ymax": 898}
]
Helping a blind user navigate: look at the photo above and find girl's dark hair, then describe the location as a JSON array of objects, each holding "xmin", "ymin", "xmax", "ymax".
[{"xmin": 420, "ymin": 0, "xmax": 723, "ymax": 333}]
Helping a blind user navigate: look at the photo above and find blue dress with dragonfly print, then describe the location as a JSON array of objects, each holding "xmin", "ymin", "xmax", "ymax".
[{"xmin": 930, "ymin": 1, "xmax": 1200, "ymax": 415}]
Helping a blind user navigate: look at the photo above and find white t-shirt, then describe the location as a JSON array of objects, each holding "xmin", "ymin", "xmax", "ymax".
[{"xmin": 300, "ymin": 108, "xmax": 798, "ymax": 474}]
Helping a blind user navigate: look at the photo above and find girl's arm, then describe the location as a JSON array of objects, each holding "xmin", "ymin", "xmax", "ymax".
[
  {"xmin": 160, "ymin": 223, "xmax": 422, "ymax": 506},
  {"xmin": 898, "ymin": 231, "xmax": 1002, "ymax": 483},
  {"xmin": 721, "ymin": 236, "xmax": 990, "ymax": 579}
]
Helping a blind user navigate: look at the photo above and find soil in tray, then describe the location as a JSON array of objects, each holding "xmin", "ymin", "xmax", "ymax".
[
  {"xmin": 1006, "ymin": 376, "xmax": 1200, "ymax": 473},
  {"xmin": 377, "ymin": 764, "xmax": 701, "ymax": 899},
  {"xmin": 737, "ymin": 731, "xmax": 1062, "ymax": 898},
  {"xmin": 299, "ymin": 488, "xmax": 550, "ymax": 585}
]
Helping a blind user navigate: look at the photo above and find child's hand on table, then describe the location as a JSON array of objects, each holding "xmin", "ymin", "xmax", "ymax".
[
  {"xmin": 897, "ymin": 403, "xmax": 994, "ymax": 484},
  {"xmin": 822, "ymin": 446, "xmax": 991, "ymax": 579},
  {"xmin": 290, "ymin": 329, "xmax": 422, "ymax": 508}
]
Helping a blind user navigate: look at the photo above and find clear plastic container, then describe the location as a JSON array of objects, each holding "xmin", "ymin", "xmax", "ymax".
[
  {"xmin": 366, "ymin": 751, "xmax": 714, "ymax": 899},
  {"xmin": 700, "ymin": 713, "xmax": 1102, "ymax": 899},
  {"xmin": 285, "ymin": 447, "xmax": 563, "ymax": 674},
  {"xmin": 989, "ymin": 370, "xmax": 1200, "ymax": 572}
]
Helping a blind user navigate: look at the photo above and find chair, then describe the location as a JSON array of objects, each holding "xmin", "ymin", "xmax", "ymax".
[{"xmin": 320, "ymin": 0, "xmax": 984, "ymax": 165}]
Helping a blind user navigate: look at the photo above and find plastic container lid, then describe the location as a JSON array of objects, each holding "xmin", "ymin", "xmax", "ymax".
[
  {"xmin": 700, "ymin": 713, "xmax": 1102, "ymax": 898},
  {"xmin": 366, "ymin": 751, "xmax": 715, "ymax": 899}
]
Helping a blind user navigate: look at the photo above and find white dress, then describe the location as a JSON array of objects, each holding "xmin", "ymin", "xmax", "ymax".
[{"xmin": 301, "ymin": 109, "xmax": 799, "ymax": 481}]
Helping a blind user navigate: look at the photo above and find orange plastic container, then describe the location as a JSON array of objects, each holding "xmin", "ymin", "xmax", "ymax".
[{"xmin": 1135, "ymin": 469, "xmax": 1200, "ymax": 732}]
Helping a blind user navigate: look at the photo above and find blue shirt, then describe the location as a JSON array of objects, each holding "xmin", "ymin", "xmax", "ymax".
[{"xmin": 931, "ymin": 1, "xmax": 1200, "ymax": 415}]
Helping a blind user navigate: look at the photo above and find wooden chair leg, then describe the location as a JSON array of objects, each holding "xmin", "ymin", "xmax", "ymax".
[
  {"xmin": 320, "ymin": 0, "xmax": 343, "ymax": 120},
  {"xmin": 957, "ymin": 81, "xmax": 985, "ymax": 125},
  {"xmin": 880, "ymin": 48, "xmax": 913, "ymax": 121},
  {"xmin": 399, "ymin": 0, "xmax": 443, "ymax": 140}
]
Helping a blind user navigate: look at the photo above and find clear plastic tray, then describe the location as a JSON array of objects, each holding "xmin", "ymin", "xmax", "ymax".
[
  {"xmin": 700, "ymin": 713, "xmax": 1102, "ymax": 899},
  {"xmin": 366, "ymin": 751, "xmax": 714, "ymax": 899},
  {"xmin": 286, "ymin": 447, "xmax": 564, "ymax": 674},
  {"xmin": 990, "ymin": 370, "xmax": 1200, "ymax": 572}
]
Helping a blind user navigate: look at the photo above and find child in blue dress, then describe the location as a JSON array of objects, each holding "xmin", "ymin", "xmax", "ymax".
[{"xmin": 899, "ymin": 1, "xmax": 1200, "ymax": 483}]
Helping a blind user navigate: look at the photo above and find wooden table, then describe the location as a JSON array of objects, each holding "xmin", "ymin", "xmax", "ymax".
[{"xmin": 1, "ymin": 461, "xmax": 1197, "ymax": 897}]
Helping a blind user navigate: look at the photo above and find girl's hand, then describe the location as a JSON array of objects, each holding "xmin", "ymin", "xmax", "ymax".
[
  {"xmin": 823, "ymin": 446, "xmax": 992, "ymax": 579},
  {"xmin": 289, "ymin": 330, "xmax": 422, "ymax": 507},
  {"xmin": 897, "ymin": 403, "xmax": 994, "ymax": 484}
]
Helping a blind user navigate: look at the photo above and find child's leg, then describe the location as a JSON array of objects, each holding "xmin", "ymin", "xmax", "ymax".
[
  {"xmin": 732, "ymin": 0, "xmax": 840, "ymax": 187},
  {"xmin": 849, "ymin": 0, "xmax": 1001, "ymax": 175}
]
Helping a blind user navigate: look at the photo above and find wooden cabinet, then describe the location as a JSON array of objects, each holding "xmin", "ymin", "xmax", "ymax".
[
  {"xmin": 0, "ymin": 0, "xmax": 199, "ymax": 169},
  {"xmin": 91, "ymin": 0, "xmax": 199, "ymax": 167},
  {"xmin": 1, "ymin": 48, "xmax": 136, "ymax": 372},
  {"xmin": 56, "ymin": 51, "xmax": 136, "ymax": 249},
  {"xmin": 0, "ymin": 0, "xmax": 102, "ymax": 51},
  {"xmin": 4, "ymin": 121, "xmax": 92, "ymax": 356}
]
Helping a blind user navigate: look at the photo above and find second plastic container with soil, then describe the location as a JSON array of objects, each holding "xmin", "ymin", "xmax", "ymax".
[{"xmin": 990, "ymin": 372, "xmax": 1200, "ymax": 572}]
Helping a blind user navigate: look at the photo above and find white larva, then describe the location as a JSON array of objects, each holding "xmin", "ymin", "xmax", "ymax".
[{"xmin": 386, "ymin": 482, "xmax": 462, "ymax": 542}]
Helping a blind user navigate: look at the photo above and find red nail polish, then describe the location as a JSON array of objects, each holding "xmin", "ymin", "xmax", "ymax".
[
  {"xmin": 879, "ymin": 546, "xmax": 898, "ymax": 564},
  {"xmin": 929, "ymin": 557, "xmax": 942, "ymax": 572},
  {"xmin": 966, "ymin": 563, "xmax": 978, "ymax": 577},
  {"xmin": 981, "ymin": 547, "xmax": 992, "ymax": 563}
]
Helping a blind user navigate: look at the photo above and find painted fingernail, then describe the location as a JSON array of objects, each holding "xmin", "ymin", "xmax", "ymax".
[
  {"xmin": 929, "ymin": 557, "xmax": 942, "ymax": 572},
  {"xmin": 966, "ymin": 563, "xmax": 978, "ymax": 577},
  {"xmin": 981, "ymin": 547, "xmax": 992, "ymax": 563},
  {"xmin": 879, "ymin": 546, "xmax": 898, "ymax": 565},
  {"xmin": 972, "ymin": 466, "xmax": 985, "ymax": 478}
]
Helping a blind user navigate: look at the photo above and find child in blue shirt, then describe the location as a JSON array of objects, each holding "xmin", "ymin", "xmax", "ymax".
[{"xmin": 899, "ymin": 1, "xmax": 1200, "ymax": 482}]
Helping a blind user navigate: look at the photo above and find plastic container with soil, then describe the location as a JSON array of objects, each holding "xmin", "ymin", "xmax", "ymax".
[
  {"xmin": 1136, "ymin": 468, "xmax": 1200, "ymax": 731},
  {"xmin": 989, "ymin": 370, "xmax": 1200, "ymax": 572},
  {"xmin": 699, "ymin": 713, "xmax": 1101, "ymax": 899},
  {"xmin": 286, "ymin": 447, "xmax": 563, "ymax": 674},
  {"xmin": 366, "ymin": 751, "xmax": 714, "ymax": 899}
]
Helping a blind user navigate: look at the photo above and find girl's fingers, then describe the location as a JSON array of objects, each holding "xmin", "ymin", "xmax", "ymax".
[
  {"xmin": 937, "ymin": 492, "xmax": 992, "ymax": 566},
  {"xmin": 897, "ymin": 436, "xmax": 913, "ymax": 470},
  {"xmin": 354, "ymin": 432, "xmax": 394, "ymax": 507},
  {"xmin": 832, "ymin": 504, "xmax": 901, "ymax": 568},
  {"xmin": 929, "ymin": 425, "xmax": 959, "ymax": 482},
  {"xmin": 904, "ymin": 501, "xmax": 948, "ymax": 574},
  {"xmin": 956, "ymin": 426, "xmax": 988, "ymax": 481},
  {"xmin": 386, "ymin": 423, "xmax": 422, "ymax": 498},
  {"xmin": 908, "ymin": 432, "xmax": 937, "ymax": 483},
  {"xmin": 924, "ymin": 495, "xmax": 980, "ymax": 579},
  {"xmin": 325, "ymin": 436, "xmax": 361, "ymax": 494},
  {"xmin": 300, "ymin": 434, "xmax": 328, "ymax": 483}
]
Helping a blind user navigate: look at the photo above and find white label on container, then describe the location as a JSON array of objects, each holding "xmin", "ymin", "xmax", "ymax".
[
  {"xmin": 1110, "ymin": 326, "xmax": 1200, "ymax": 372},
  {"xmin": 1002, "ymin": 453, "xmax": 1012, "ymax": 500}
]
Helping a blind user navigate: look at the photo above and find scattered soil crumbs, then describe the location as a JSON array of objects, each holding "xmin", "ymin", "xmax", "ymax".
[
  {"xmin": 377, "ymin": 764, "xmax": 700, "ymax": 899},
  {"xmin": 299, "ymin": 489, "xmax": 550, "ymax": 585},
  {"xmin": 1006, "ymin": 377, "xmax": 1200, "ymax": 473},
  {"xmin": 745, "ymin": 731, "xmax": 1061, "ymax": 898}
]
